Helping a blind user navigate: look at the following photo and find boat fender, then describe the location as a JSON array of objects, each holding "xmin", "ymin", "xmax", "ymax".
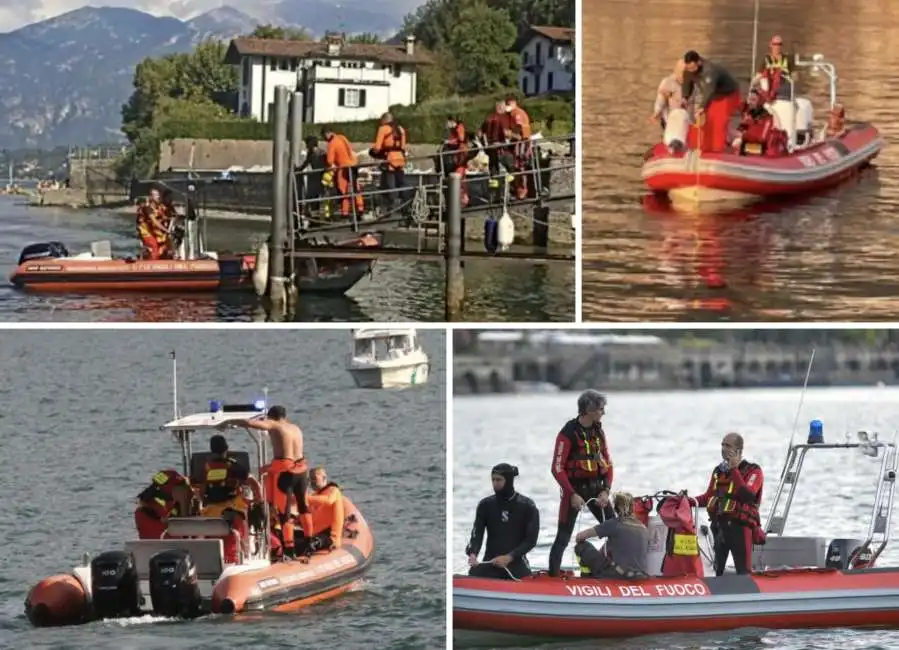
[
  {"xmin": 253, "ymin": 242, "xmax": 269, "ymax": 296},
  {"xmin": 484, "ymin": 217, "xmax": 499, "ymax": 253},
  {"xmin": 497, "ymin": 210, "xmax": 514, "ymax": 251},
  {"xmin": 90, "ymin": 550, "xmax": 141, "ymax": 620}
]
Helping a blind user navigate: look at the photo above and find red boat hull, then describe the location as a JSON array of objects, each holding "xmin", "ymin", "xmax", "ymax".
[
  {"xmin": 454, "ymin": 568, "xmax": 899, "ymax": 639},
  {"xmin": 641, "ymin": 123, "xmax": 884, "ymax": 202}
]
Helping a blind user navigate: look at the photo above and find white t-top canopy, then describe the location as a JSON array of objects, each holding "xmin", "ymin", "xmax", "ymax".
[
  {"xmin": 353, "ymin": 328, "xmax": 416, "ymax": 340},
  {"xmin": 163, "ymin": 410, "xmax": 265, "ymax": 431}
]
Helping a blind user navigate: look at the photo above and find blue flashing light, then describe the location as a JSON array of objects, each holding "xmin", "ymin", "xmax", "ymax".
[
  {"xmin": 253, "ymin": 399, "xmax": 267, "ymax": 411},
  {"xmin": 808, "ymin": 419, "xmax": 824, "ymax": 444},
  {"xmin": 209, "ymin": 400, "xmax": 223, "ymax": 413}
]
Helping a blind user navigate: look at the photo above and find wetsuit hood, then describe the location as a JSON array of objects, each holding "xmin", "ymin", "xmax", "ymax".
[{"xmin": 492, "ymin": 463, "xmax": 518, "ymax": 500}]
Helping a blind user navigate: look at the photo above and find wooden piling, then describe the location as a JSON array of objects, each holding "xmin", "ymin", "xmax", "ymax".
[{"xmin": 269, "ymin": 86, "xmax": 289, "ymax": 309}]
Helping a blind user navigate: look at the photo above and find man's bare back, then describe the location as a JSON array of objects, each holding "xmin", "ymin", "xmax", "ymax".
[{"xmin": 269, "ymin": 419, "xmax": 303, "ymax": 460}]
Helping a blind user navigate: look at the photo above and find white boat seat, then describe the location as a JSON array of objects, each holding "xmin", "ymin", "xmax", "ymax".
[
  {"xmin": 166, "ymin": 516, "xmax": 233, "ymax": 538},
  {"xmin": 188, "ymin": 451, "xmax": 252, "ymax": 485},
  {"xmin": 124, "ymin": 539, "xmax": 224, "ymax": 581}
]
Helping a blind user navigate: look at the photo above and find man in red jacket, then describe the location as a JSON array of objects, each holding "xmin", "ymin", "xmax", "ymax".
[
  {"xmin": 694, "ymin": 432, "xmax": 764, "ymax": 575},
  {"xmin": 547, "ymin": 389, "xmax": 615, "ymax": 576}
]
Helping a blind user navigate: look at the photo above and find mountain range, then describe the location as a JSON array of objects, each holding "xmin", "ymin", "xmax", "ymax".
[{"xmin": 0, "ymin": 2, "xmax": 419, "ymax": 150}]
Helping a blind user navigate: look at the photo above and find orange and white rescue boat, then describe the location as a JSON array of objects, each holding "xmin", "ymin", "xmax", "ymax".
[
  {"xmin": 25, "ymin": 355, "xmax": 374, "ymax": 626},
  {"xmin": 454, "ymin": 424, "xmax": 899, "ymax": 645}
]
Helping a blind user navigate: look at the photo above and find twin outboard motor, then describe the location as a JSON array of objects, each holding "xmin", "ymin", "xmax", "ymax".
[
  {"xmin": 148, "ymin": 549, "xmax": 202, "ymax": 619},
  {"xmin": 17, "ymin": 241, "xmax": 69, "ymax": 266},
  {"xmin": 825, "ymin": 538, "xmax": 873, "ymax": 570},
  {"xmin": 90, "ymin": 551, "xmax": 141, "ymax": 619}
]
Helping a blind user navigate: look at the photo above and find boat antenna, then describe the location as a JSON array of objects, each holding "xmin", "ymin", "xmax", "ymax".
[
  {"xmin": 171, "ymin": 350, "xmax": 179, "ymax": 420},
  {"xmin": 749, "ymin": 0, "xmax": 760, "ymax": 83},
  {"xmin": 782, "ymin": 348, "xmax": 816, "ymax": 476}
]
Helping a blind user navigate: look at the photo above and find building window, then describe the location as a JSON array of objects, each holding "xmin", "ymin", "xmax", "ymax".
[
  {"xmin": 535, "ymin": 42, "xmax": 542, "ymax": 65},
  {"xmin": 279, "ymin": 58, "xmax": 289, "ymax": 71},
  {"xmin": 241, "ymin": 57, "xmax": 250, "ymax": 86},
  {"xmin": 290, "ymin": 59, "xmax": 298, "ymax": 72},
  {"xmin": 521, "ymin": 51, "xmax": 528, "ymax": 66},
  {"xmin": 547, "ymin": 72, "xmax": 554, "ymax": 91},
  {"xmin": 549, "ymin": 44, "xmax": 556, "ymax": 59},
  {"xmin": 338, "ymin": 87, "xmax": 367, "ymax": 108},
  {"xmin": 393, "ymin": 65, "xmax": 401, "ymax": 78},
  {"xmin": 270, "ymin": 58, "xmax": 277, "ymax": 71},
  {"xmin": 521, "ymin": 76, "xmax": 529, "ymax": 95}
]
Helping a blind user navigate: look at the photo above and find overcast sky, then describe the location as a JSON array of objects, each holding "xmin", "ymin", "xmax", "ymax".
[{"xmin": 0, "ymin": 0, "xmax": 422, "ymax": 33}]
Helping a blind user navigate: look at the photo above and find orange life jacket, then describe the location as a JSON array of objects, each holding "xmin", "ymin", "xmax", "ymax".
[
  {"xmin": 706, "ymin": 461, "xmax": 762, "ymax": 527},
  {"xmin": 203, "ymin": 457, "xmax": 242, "ymax": 504},
  {"xmin": 137, "ymin": 469, "xmax": 188, "ymax": 519},
  {"xmin": 564, "ymin": 424, "xmax": 609, "ymax": 480}
]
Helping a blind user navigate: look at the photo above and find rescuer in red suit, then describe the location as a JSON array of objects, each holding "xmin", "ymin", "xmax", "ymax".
[
  {"xmin": 547, "ymin": 389, "xmax": 616, "ymax": 577},
  {"xmin": 693, "ymin": 432, "xmax": 765, "ymax": 575}
]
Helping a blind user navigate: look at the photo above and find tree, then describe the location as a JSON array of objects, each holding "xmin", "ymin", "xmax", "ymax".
[
  {"xmin": 347, "ymin": 32, "xmax": 383, "ymax": 44},
  {"xmin": 447, "ymin": 1, "xmax": 518, "ymax": 95},
  {"xmin": 247, "ymin": 24, "xmax": 311, "ymax": 40}
]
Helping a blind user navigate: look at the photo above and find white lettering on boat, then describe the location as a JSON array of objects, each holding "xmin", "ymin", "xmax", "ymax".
[
  {"xmin": 798, "ymin": 155, "xmax": 816, "ymax": 167},
  {"xmin": 822, "ymin": 146, "xmax": 841, "ymax": 162},
  {"xmin": 811, "ymin": 152, "xmax": 828, "ymax": 165},
  {"xmin": 276, "ymin": 553, "xmax": 356, "ymax": 586},
  {"xmin": 564, "ymin": 581, "xmax": 708, "ymax": 598}
]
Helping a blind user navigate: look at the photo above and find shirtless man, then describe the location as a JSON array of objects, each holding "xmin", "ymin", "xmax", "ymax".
[{"xmin": 220, "ymin": 405, "xmax": 312, "ymax": 559}]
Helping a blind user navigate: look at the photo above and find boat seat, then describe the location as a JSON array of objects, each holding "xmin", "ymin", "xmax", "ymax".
[
  {"xmin": 124, "ymin": 539, "xmax": 224, "ymax": 581},
  {"xmin": 90, "ymin": 240, "xmax": 112, "ymax": 257},
  {"xmin": 189, "ymin": 451, "xmax": 252, "ymax": 486},
  {"xmin": 753, "ymin": 535, "xmax": 828, "ymax": 570},
  {"xmin": 166, "ymin": 516, "xmax": 233, "ymax": 538}
]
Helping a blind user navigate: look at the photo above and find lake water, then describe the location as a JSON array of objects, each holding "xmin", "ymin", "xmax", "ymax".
[
  {"xmin": 0, "ymin": 199, "xmax": 574, "ymax": 322},
  {"xmin": 0, "ymin": 329, "xmax": 445, "ymax": 649},
  {"xmin": 582, "ymin": 0, "xmax": 899, "ymax": 321},
  {"xmin": 453, "ymin": 387, "xmax": 899, "ymax": 649}
]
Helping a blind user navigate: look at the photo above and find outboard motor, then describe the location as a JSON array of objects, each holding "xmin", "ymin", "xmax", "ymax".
[
  {"xmin": 17, "ymin": 241, "xmax": 69, "ymax": 266},
  {"xmin": 148, "ymin": 549, "xmax": 202, "ymax": 619},
  {"xmin": 90, "ymin": 550, "xmax": 141, "ymax": 619},
  {"xmin": 825, "ymin": 538, "xmax": 871, "ymax": 570}
]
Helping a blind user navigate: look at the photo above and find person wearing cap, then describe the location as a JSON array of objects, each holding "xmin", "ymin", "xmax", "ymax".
[
  {"xmin": 199, "ymin": 435, "xmax": 255, "ymax": 563},
  {"xmin": 574, "ymin": 492, "xmax": 650, "ymax": 579},
  {"xmin": 681, "ymin": 50, "xmax": 742, "ymax": 153},
  {"xmin": 466, "ymin": 463, "xmax": 540, "ymax": 579},
  {"xmin": 689, "ymin": 432, "xmax": 765, "ymax": 575},
  {"xmin": 547, "ymin": 389, "xmax": 616, "ymax": 577}
]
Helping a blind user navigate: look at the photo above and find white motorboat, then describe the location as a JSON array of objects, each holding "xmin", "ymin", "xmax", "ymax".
[{"xmin": 347, "ymin": 328, "xmax": 430, "ymax": 389}]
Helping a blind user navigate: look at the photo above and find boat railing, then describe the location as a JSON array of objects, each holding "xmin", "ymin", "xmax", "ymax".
[{"xmin": 764, "ymin": 431, "xmax": 898, "ymax": 566}]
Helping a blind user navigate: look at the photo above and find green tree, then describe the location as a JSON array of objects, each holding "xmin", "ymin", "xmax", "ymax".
[
  {"xmin": 448, "ymin": 1, "xmax": 518, "ymax": 95},
  {"xmin": 247, "ymin": 24, "xmax": 311, "ymax": 40},
  {"xmin": 347, "ymin": 32, "xmax": 383, "ymax": 44}
]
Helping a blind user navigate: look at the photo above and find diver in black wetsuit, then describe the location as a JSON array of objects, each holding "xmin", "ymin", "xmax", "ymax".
[{"xmin": 465, "ymin": 463, "xmax": 540, "ymax": 580}]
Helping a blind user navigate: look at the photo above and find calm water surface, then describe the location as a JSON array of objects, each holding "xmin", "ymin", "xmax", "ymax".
[
  {"xmin": 582, "ymin": 0, "xmax": 899, "ymax": 321},
  {"xmin": 0, "ymin": 330, "xmax": 445, "ymax": 649},
  {"xmin": 0, "ymin": 200, "xmax": 573, "ymax": 322},
  {"xmin": 454, "ymin": 387, "xmax": 899, "ymax": 649}
]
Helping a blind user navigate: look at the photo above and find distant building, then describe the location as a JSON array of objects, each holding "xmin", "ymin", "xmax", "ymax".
[
  {"xmin": 513, "ymin": 25, "xmax": 575, "ymax": 97},
  {"xmin": 223, "ymin": 33, "xmax": 433, "ymax": 124}
]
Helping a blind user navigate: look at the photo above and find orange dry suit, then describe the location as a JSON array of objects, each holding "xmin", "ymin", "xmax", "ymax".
[
  {"xmin": 326, "ymin": 133, "xmax": 365, "ymax": 217},
  {"xmin": 136, "ymin": 200, "xmax": 171, "ymax": 259},
  {"xmin": 508, "ymin": 106, "xmax": 533, "ymax": 200},
  {"xmin": 307, "ymin": 481, "xmax": 346, "ymax": 550},
  {"xmin": 260, "ymin": 457, "xmax": 313, "ymax": 557},
  {"xmin": 134, "ymin": 469, "xmax": 190, "ymax": 539},
  {"xmin": 371, "ymin": 122, "xmax": 407, "ymax": 214},
  {"xmin": 443, "ymin": 122, "xmax": 470, "ymax": 207}
]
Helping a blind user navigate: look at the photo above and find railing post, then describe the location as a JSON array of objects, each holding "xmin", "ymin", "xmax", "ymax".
[{"xmin": 445, "ymin": 172, "xmax": 464, "ymax": 321}]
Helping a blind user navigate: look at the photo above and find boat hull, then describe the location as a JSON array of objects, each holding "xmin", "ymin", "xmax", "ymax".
[
  {"xmin": 641, "ymin": 123, "xmax": 884, "ymax": 205},
  {"xmin": 25, "ymin": 498, "xmax": 374, "ymax": 626},
  {"xmin": 453, "ymin": 568, "xmax": 899, "ymax": 641},
  {"xmin": 348, "ymin": 362, "xmax": 430, "ymax": 388}
]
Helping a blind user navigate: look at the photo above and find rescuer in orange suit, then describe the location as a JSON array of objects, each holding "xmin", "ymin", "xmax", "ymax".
[
  {"xmin": 504, "ymin": 94, "xmax": 533, "ymax": 200},
  {"xmin": 692, "ymin": 432, "xmax": 764, "ymax": 575},
  {"xmin": 134, "ymin": 469, "xmax": 192, "ymax": 540},
  {"xmin": 323, "ymin": 127, "xmax": 365, "ymax": 217},
  {"xmin": 136, "ymin": 187, "xmax": 172, "ymax": 260},
  {"xmin": 300, "ymin": 466, "xmax": 346, "ymax": 553},
  {"xmin": 442, "ymin": 116, "xmax": 469, "ymax": 207},
  {"xmin": 370, "ymin": 112, "xmax": 407, "ymax": 216},
  {"xmin": 547, "ymin": 389, "xmax": 616, "ymax": 577}
]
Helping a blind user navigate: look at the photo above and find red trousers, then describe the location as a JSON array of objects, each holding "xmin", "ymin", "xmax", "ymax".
[
  {"xmin": 134, "ymin": 508, "xmax": 166, "ymax": 539},
  {"xmin": 689, "ymin": 91, "xmax": 742, "ymax": 153}
]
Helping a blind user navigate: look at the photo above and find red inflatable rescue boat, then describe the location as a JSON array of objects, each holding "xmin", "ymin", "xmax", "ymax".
[
  {"xmin": 642, "ymin": 54, "xmax": 885, "ymax": 206},
  {"xmin": 454, "ymin": 426, "xmax": 899, "ymax": 645}
]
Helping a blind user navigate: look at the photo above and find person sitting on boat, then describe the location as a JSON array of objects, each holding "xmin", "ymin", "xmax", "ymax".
[
  {"xmin": 466, "ymin": 463, "xmax": 539, "ymax": 580},
  {"xmin": 297, "ymin": 465, "xmax": 346, "ymax": 553},
  {"xmin": 225, "ymin": 406, "xmax": 313, "ymax": 560},
  {"xmin": 136, "ymin": 187, "xmax": 173, "ymax": 260},
  {"xmin": 731, "ymin": 90, "xmax": 789, "ymax": 157},
  {"xmin": 573, "ymin": 492, "xmax": 650, "ymax": 579},
  {"xmin": 134, "ymin": 469, "xmax": 192, "ymax": 540},
  {"xmin": 548, "ymin": 389, "xmax": 615, "ymax": 577},
  {"xmin": 827, "ymin": 104, "xmax": 847, "ymax": 139},
  {"xmin": 199, "ymin": 435, "xmax": 258, "ymax": 563},
  {"xmin": 689, "ymin": 432, "xmax": 765, "ymax": 576},
  {"xmin": 682, "ymin": 50, "xmax": 742, "ymax": 153},
  {"xmin": 650, "ymin": 59, "xmax": 687, "ymax": 132}
]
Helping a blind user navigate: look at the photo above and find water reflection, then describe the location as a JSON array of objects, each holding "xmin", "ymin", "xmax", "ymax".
[{"xmin": 583, "ymin": 0, "xmax": 899, "ymax": 321}]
